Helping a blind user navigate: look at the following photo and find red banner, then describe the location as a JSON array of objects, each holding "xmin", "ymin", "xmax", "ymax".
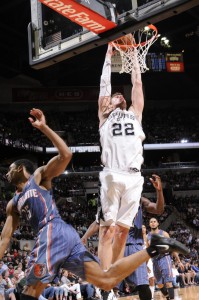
[
  {"xmin": 166, "ymin": 62, "xmax": 184, "ymax": 72},
  {"xmin": 39, "ymin": 0, "xmax": 117, "ymax": 34},
  {"xmin": 166, "ymin": 53, "xmax": 184, "ymax": 72},
  {"xmin": 12, "ymin": 86, "xmax": 124, "ymax": 102}
]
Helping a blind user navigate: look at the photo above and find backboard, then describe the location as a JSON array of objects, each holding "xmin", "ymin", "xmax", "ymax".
[{"xmin": 28, "ymin": 0, "xmax": 199, "ymax": 69}]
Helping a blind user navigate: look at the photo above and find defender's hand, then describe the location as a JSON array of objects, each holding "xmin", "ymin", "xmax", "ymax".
[
  {"xmin": 28, "ymin": 108, "xmax": 46, "ymax": 129},
  {"xmin": 149, "ymin": 174, "xmax": 162, "ymax": 191}
]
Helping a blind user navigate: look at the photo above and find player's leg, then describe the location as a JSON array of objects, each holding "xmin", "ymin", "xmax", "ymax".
[
  {"xmin": 161, "ymin": 256, "xmax": 174, "ymax": 300},
  {"xmin": 98, "ymin": 225, "xmax": 117, "ymax": 300},
  {"xmin": 20, "ymin": 221, "xmax": 82, "ymax": 300},
  {"xmin": 165, "ymin": 277, "xmax": 174, "ymax": 300},
  {"xmin": 165, "ymin": 282, "xmax": 174, "ymax": 300},
  {"xmin": 147, "ymin": 258, "xmax": 155, "ymax": 299},
  {"xmin": 85, "ymin": 234, "xmax": 189, "ymax": 290},
  {"xmin": 98, "ymin": 170, "xmax": 118, "ymax": 271},
  {"xmin": 154, "ymin": 260, "xmax": 167, "ymax": 298},
  {"xmin": 84, "ymin": 249, "xmax": 150, "ymax": 290},
  {"xmin": 98, "ymin": 170, "xmax": 122, "ymax": 270},
  {"xmin": 20, "ymin": 223, "xmax": 52, "ymax": 300},
  {"xmin": 125, "ymin": 244, "xmax": 152, "ymax": 300},
  {"xmin": 156, "ymin": 271, "xmax": 172, "ymax": 299},
  {"xmin": 136, "ymin": 285, "xmax": 152, "ymax": 300},
  {"xmin": 111, "ymin": 224, "xmax": 129, "ymax": 263},
  {"xmin": 113, "ymin": 174, "xmax": 143, "ymax": 263},
  {"xmin": 98, "ymin": 225, "xmax": 115, "ymax": 270}
]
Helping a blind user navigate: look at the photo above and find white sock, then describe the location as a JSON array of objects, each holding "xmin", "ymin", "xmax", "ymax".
[{"xmin": 150, "ymin": 286, "xmax": 155, "ymax": 299}]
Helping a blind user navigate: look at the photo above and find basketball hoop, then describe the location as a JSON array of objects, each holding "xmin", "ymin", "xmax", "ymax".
[{"xmin": 110, "ymin": 24, "xmax": 158, "ymax": 74}]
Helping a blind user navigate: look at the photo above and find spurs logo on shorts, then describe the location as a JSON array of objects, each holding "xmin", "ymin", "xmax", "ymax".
[{"xmin": 34, "ymin": 263, "xmax": 47, "ymax": 278}]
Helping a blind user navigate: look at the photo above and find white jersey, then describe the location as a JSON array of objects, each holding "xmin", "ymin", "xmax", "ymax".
[{"xmin": 99, "ymin": 108, "xmax": 145, "ymax": 172}]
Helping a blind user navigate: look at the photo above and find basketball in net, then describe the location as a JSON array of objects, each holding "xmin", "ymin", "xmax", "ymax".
[{"xmin": 110, "ymin": 24, "xmax": 158, "ymax": 74}]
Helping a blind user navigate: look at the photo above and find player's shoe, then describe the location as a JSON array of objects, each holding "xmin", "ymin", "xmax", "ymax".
[
  {"xmin": 108, "ymin": 290, "xmax": 118, "ymax": 300},
  {"xmin": 101, "ymin": 290, "xmax": 117, "ymax": 300},
  {"xmin": 147, "ymin": 234, "xmax": 190, "ymax": 257},
  {"xmin": 101, "ymin": 290, "xmax": 110, "ymax": 300}
]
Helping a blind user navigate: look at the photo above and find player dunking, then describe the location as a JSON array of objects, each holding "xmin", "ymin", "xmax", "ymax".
[
  {"xmin": 0, "ymin": 108, "xmax": 189, "ymax": 300},
  {"xmin": 98, "ymin": 43, "xmax": 145, "ymax": 270}
]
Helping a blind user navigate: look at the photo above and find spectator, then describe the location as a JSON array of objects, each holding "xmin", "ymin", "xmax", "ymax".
[
  {"xmin": 171, "ymin": 263, "xmax": 180, "ymax": 288},
  {"xmin": 22, "ymin": 243, "xmax": 30, "ymax": 252},
  {"xmin": 184, "ymin": 262, "xmax": 196, "ymax": 285},
  {"xmin": 178, "ymin": 262, "xmax": 188, "ymax": 287},
  {"xmin": 41, "ymin": 284, "xmax": 55, "ymax": 300},
  {"xmin": 7, "ymin": 264, "xmax": 14, "ymax": 279},
  {"xmin": 15, "ymin": 267, "xmax": 24, "ymax": 282},
  {"xmin": 60, "ymin": 270, "xmax": 81, "ymax": 300},
  {"xmin": 2, "ymin": 270, "xmax": 16, "ymax": 300},
  {"xmin": 79, "ymin": 277, "xmax": 96, "ymax": 300},
  {"xmin": 0, "ymin": 273, "xmax": 7, "ymax": 300},
  {"xmin": 191, "ymin": 261, "xmax": 199, "ymax": 284},
  {"xmin": 0, "ymin": 262, "xmax": 7, "ymax": 275}
]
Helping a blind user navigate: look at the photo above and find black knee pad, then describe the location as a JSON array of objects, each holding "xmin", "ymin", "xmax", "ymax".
[
  {"xmin": 137, "ymin": 284, "xmax": 152, "ymax": 300},
  {"xmin": 160, "ymin": 286, "xmax": 168, "ymax": 297},
  {"xmin": 167, "ymin": 287, "xmax": 174, "ymax": 299},
  {"xmin": 20, "ymin": 294, "xmax": 38, "ymax": 300}
]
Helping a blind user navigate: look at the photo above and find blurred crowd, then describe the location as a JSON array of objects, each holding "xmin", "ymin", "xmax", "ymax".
[{"xmin": 0, "ymin": 107, "xmax": 199, "ymax": 148}]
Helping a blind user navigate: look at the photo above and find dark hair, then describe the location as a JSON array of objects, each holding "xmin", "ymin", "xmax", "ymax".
[
  {"xmin": 149, "ymin": 217, "xmax": 159, "ymax": 222},
  {"xmin": 14, "ymin": 159, "xmax": 35, "ymax": 175},
  {"xmin": 2, "ymin": 270, "xmax": 7, "ymax": 278}
]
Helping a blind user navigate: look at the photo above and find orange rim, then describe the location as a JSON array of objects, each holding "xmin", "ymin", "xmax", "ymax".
[{"xmin": 111, "ymin": 24, "xmax": 158, "ymax": 49}]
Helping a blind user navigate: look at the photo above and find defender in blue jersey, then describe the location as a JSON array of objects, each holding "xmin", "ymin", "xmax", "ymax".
[
  {"xmin": 147, "ymin": 218, "xmax": 185, "ymax": 300},
  {"xmin": 0, "ymin": 108, "xmax": 189, "ymax": 300}
]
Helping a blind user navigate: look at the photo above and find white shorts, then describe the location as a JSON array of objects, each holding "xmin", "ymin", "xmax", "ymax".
[
  {"xmin": 147, "ymin": 258, "xmax": 154, "ymax": 279},
  {"xmin": 99, "ymin": 169, "xmax": 144, "ymax": 228}
]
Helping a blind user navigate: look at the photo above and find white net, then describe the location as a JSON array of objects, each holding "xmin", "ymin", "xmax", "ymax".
[{"xmin": 111, "ymin": 25, "xmax": 158, "ymax": 74}]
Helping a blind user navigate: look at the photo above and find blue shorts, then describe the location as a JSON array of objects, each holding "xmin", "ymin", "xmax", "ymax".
[
  {"xmin": 153, "ymin": 255, "xmax": 173, "ymax": 284},
  {"xmin": 26, "ymin": 219, "xmax": 98, "ymax": 285},
  {"xmin": 124, "ymin": 243, "xmax": 148, "ymax": 286}
]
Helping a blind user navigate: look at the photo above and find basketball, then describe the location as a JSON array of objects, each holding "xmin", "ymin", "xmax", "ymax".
[
  {"xmin": 112, "ymin": 33, "xmax": 134, "ymax": 52},
  {"xmin": 117, "ymin": 34, "xmax": 134, "ymax": 45}
]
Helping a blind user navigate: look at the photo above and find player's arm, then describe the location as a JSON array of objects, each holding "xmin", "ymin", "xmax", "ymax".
[
  {"xmin": 142, "ymin": 228, "xmax": 149, "ymax": 247},
  {"xmin": 81, "ymin": 221, "xmax": 99, "ymax": 245},
  {"xmin": 0, "ymin": 200, "xmax": 20, "ymax": 259},
  {"xmin": 129, "ymin": 49, "xmax": 144, "ymax": 123},
  {"xmin": 146, "ymin": 233, "xmax": 150, "ymax": 246},
  {"xmin": 162, "ymin": 231, "xmax": 184, "ymax": 268},
  {"xmin": 98, "ymin": 44, "xmax": 113, "ymax": 126},
  {"xmin": 29, "ymin": 108, "xmax": 72, "ymax": 189},
  {"xmin": 142, "ymin": 174, "xmax": 164, "ymax": 215},
  {"xmin": 172, "ymin": 252, "xmax": 184, "ymax": 270}
]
